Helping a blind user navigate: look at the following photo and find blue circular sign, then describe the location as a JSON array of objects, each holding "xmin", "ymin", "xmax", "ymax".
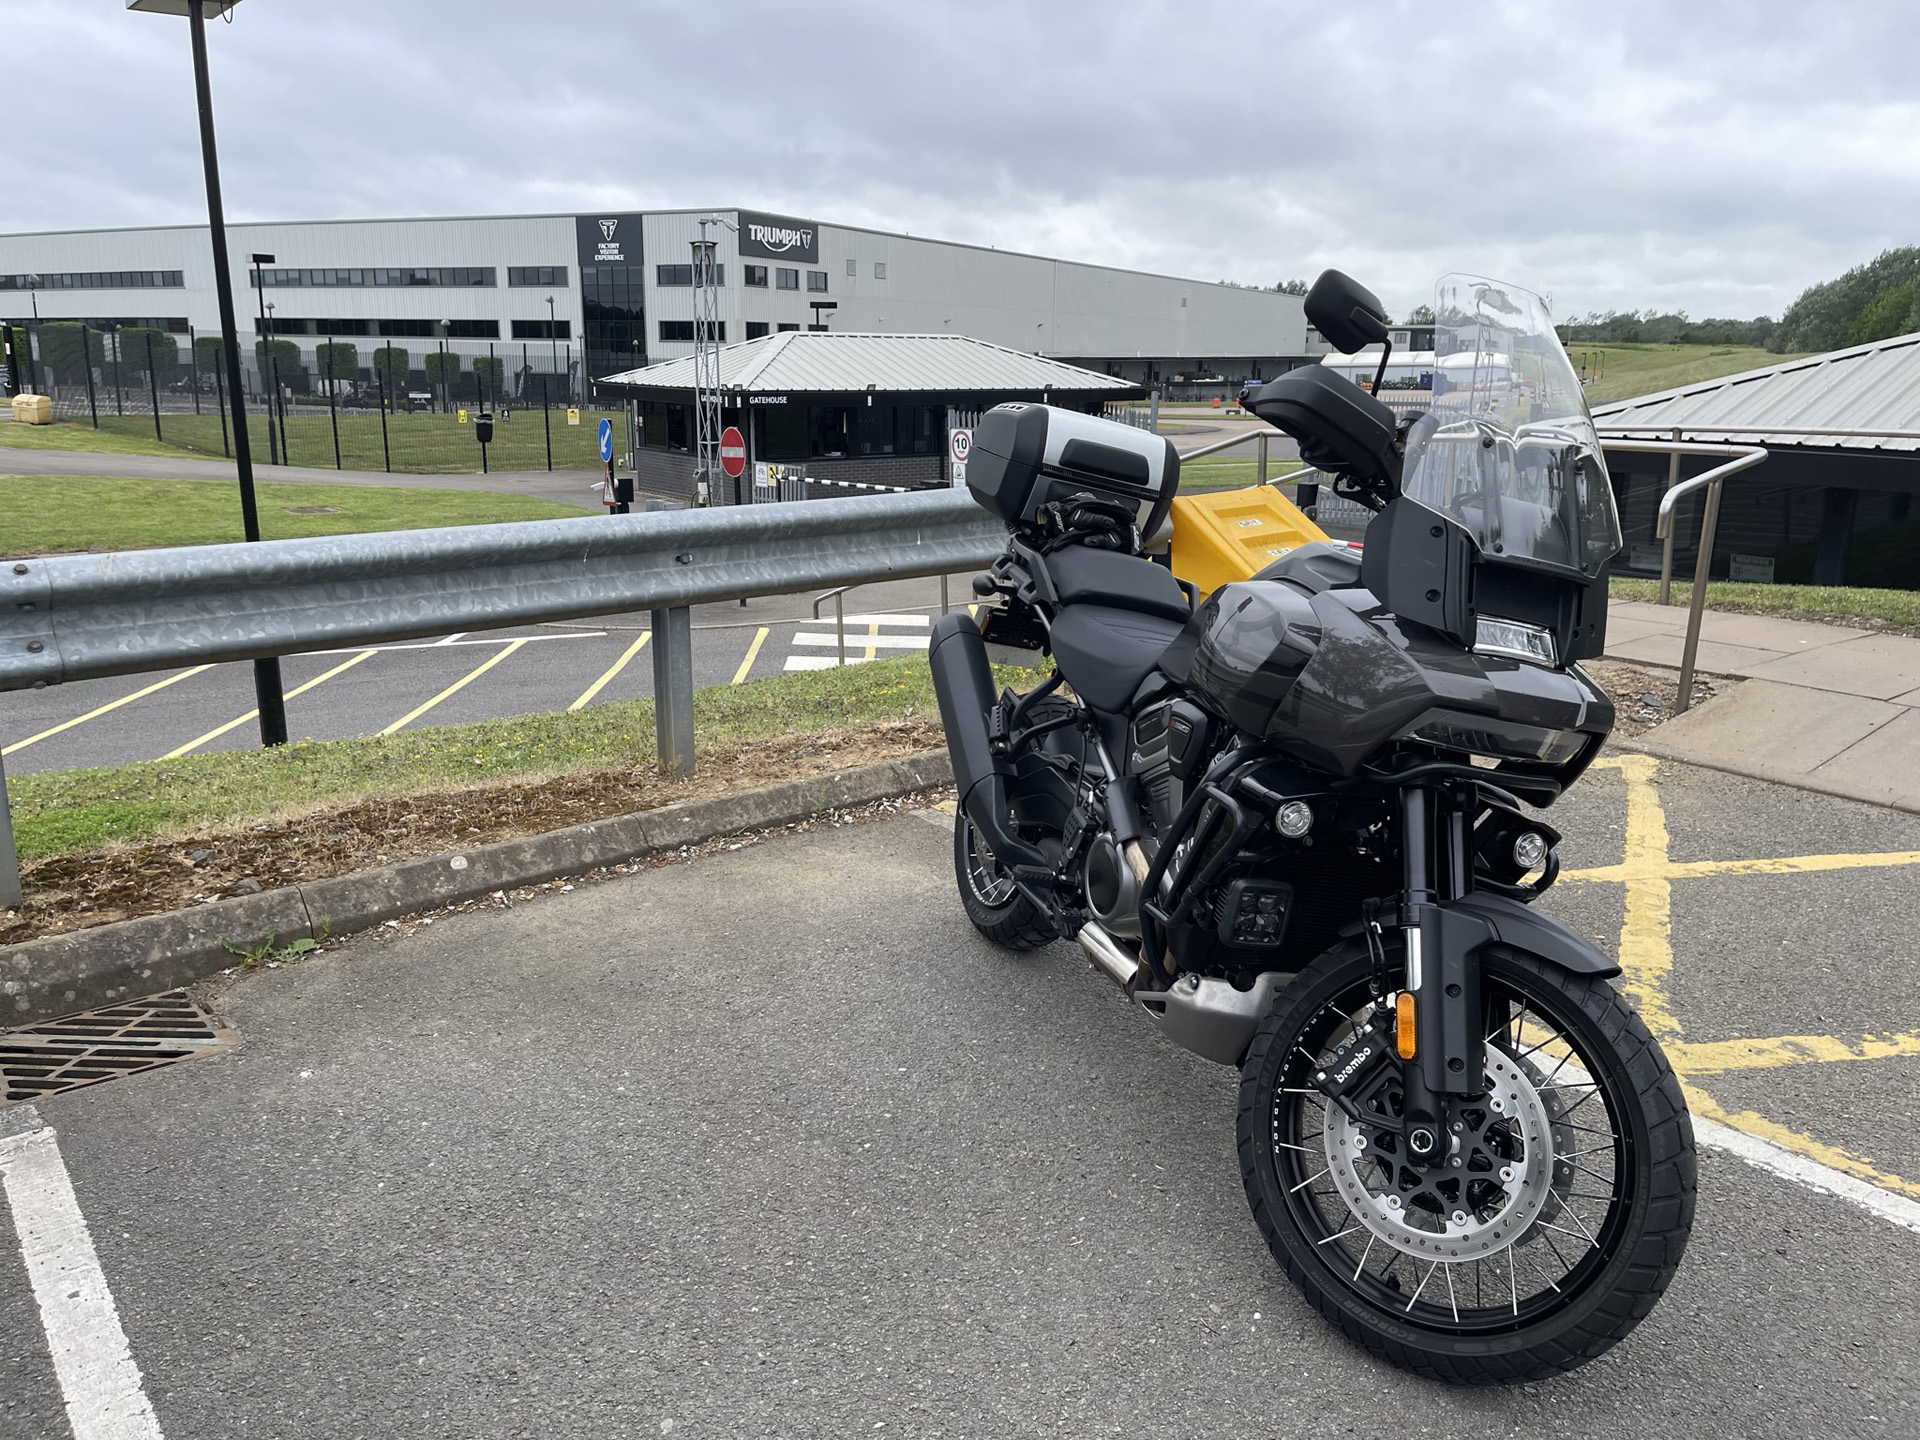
[{"xmin": 597, "ymin": 417, "xmax": 614, "ymax": 462}]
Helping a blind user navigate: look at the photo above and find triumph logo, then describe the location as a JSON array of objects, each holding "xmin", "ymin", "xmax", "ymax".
[
  {"xmin": 599, "ymin": 219, "xmax": 618, "ymax": 241},
  {"xmin": 745, "ymin": 221, "xmax": 811, "ymax": 254}
]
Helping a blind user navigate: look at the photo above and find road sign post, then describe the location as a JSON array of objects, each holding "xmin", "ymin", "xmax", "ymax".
[{"xmin": 720, "ymin": 424, "xmax": 746, "ymax": 505}]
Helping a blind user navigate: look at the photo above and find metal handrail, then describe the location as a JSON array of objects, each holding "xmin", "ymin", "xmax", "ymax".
[
  {"xmin": 813, "ymin": 586, "xmax": 849, "ymax": 666},
  {"xmin": 1595, "ymin": 435, "xmax": 1771, "ymax": 715}
]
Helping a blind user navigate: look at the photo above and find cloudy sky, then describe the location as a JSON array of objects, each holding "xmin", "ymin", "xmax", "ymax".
[{"xmin": 5, "ymin": 0, "xmax": 1915, "ymax": 321}]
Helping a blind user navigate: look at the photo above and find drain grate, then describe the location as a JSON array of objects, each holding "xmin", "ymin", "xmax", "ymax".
[{"xmin": 1, "ymin": 991, "xmax": 237, "ymax": 1102}]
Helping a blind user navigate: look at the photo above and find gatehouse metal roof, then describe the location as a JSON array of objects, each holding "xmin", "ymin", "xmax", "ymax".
[
  {"xmin": 596, "ymin": 331, "xmax": 1139, "ymax": 397},
  {"xmin": 1590, "ymin": 330, "xmax": 1920, "ymax": 453}
]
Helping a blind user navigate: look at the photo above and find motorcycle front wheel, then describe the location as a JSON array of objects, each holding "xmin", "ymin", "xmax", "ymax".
[{"xmin": 1237, "ymin": 940, "xmax": 1695, "ymax": 1384}]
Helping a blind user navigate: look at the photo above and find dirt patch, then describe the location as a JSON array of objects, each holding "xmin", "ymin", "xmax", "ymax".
[
  {"xmin": 1585, "ymin": 660, "xmax": 1734, "ymax": 739},
  {"xmin": 1, "ymin": 717, "xmax": 943, "ymax": 948}
]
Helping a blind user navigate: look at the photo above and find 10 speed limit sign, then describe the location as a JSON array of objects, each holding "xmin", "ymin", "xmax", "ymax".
[{"xmin": 948, "ymin": 425, "xmax": 972, "ymax": 486}]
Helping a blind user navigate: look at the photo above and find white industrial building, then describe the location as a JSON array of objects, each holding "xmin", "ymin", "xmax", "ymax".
[{"xmin": 0, "ymin": 208, "xmax": 1319, "ymax": 402}]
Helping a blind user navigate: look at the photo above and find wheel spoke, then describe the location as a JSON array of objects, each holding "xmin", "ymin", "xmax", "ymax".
[{"xmin": 1406, "ymin": 1260, "xmax": 1439, "ymax": 1312}]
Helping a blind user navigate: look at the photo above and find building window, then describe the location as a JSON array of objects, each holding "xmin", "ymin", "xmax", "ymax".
[
  {"xmin": 655, "ymin": 264, "xmax": 725, "ymax": 287},
  {"xmin": 1, "ymin": 270, "xmax": 184, "ymax": 291},
  {"xmin": 315, "ymin": 318, "xmax": 370, "ymax": 336},
  {"xmin": 446, "ymin": 319, "xmax": 499, "ymax": 338},
  {"xmin": 811, "ymin": 405, "xmax": 852, "ymax": 457},
  {"xmin": 745, "ymin": 321, "xmax": 769, "ymax": 340},
  {"xmin": 845, "ymin": 258, "xmax": 856, "ymax": 277},
  {"xmin": 776, "ymin": 268, "xmax": 799, "ymax": 291},
  {"xmin": 257, "ymin": 267, "xmax": 494, "ymax": 288},
  {"xmin": 744, "ymin": 264, "xmax": 768, "ymax": 288},
  {"xmin": 265, "ymin": 316, "xmax": 311, "ymax": 335},
  {"xmin": 376, "ymin": 319, "xmax": 433, "ymax": 337},
  {"xmin": 807, "ymin": 271, "xmax": 829, "ymax": 293},
  {"xmin": 510, "ymin": 319, "xmax": 571, "ymax": 340},
  {"xmin": 777, "ymin": 322, "xmax": 800, "ymax": 332},
  {"xmin": 873, "ymin": 261, "xmax": 886, "ymax": 280},
  {"xmin": 507, "ymin": 266, "xmax": 569, "ymax": 287},
  {"xmin": 657, "ymin": 320, "xmax": 726, "ymax": 343}
]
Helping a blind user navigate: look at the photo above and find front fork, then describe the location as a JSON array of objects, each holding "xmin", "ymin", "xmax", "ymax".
[{"xmin": 1394, "ymin": 784, "xmax": 1485, "ymax": 1167}]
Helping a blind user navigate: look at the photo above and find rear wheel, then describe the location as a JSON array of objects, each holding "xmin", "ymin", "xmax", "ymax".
[
  {"xmin": 953, "ymin": 812, "xmax": 1057, "ymax": 950},
  {"xmin": 1236, "ymin": 940, "xmax": 1695, "ymax": 1383}
]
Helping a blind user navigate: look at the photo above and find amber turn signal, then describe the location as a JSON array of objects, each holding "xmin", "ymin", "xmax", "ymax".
[{"xmin": 1395, "ymin": 991, "xmax": 1416, "ymax": 1059}]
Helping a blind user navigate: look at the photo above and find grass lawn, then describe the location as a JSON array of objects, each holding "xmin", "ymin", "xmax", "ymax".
[
  {"xmin": 0, "ymin": 419, "xmax": 184, "ymax": 458},
  {"xmin": 1178, "ymin": 454, "xmax": 1303, "ymax": 491},
  {"xmin": 0, "ymin": 406, "xmax": 626, "ymax": 474},
  {"xmin": 1609, "ymin": 577, "xmax": 1920, "ymax": 632},
  {"xmin": 8, "ymin": 654, "xmax": 955, "ymax": 861},
  {"xmin": 0, "ymin": 473, "xmax": 588, "ymax": 555},
  {"xmin": 1572, "ymin": 344, "xmax": 1811, "ymax": 405}
]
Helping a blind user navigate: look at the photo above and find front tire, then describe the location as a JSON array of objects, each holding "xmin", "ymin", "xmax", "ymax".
[
  {"xmin": 952, "ymin": 812, "xmax": 1057, "ymax": 950},
  {"xmin": 1236, "ymin": 940, "xmax": 1695, "ymax": 1383}
]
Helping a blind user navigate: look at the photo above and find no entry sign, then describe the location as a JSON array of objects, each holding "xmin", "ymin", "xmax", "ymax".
[{"xmin": 719, "ymin": 426, "xmax": 747, "ymax": 478}]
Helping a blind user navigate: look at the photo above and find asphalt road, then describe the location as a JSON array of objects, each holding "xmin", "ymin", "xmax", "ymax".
[
  {"xmin": 0, "ymin": 574, "xmax": 978, "ymax": 775},
  {"xmin": 2, "ymin": 757, "xmax": 1916, "ymax": 1438}
]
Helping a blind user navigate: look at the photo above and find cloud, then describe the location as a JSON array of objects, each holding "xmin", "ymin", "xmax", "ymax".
[{"xmin": 2, "ymin": 0, "xmax": 1914, "ymax": 320}]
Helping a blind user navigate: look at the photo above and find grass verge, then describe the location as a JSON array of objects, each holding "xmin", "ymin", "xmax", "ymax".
[
  {"xmin": 0, "ymin": 409, "xmax": 625, "ymax": 474},
  {"xmin": 0, "ymin": 473, "xmax": 588, "ymax": 555},
  {"xmin": 8, "ymin": 654, "xmax": 952, "ymax": 863},
  {"xmin": 1609, "ymin": 578, "xmax": 1920, "ymax": 634},
  {"xmin": 1570, "ymin": 343, "xmax": 1811, "ymax": 404}
]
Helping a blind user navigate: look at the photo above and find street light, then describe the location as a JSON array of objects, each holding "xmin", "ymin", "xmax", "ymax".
[
  {"xmin": 545, "ymin": 294, "xmax": 559, "ymax": 380},
  {"xmin": 128, "ymin": 0, "xmax": 287, "ymax": 747},
  {"xmin": 251, "ymin": 252, "xmax": 279, "ymax": 464}
]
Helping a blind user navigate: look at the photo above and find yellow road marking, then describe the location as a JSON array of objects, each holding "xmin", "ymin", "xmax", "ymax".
[
  {"xmin": 864, "ymin": 620, "xmax": 879, "ymax": 662},
  {"xmin": 1588, "ymin": 753, "xmax": 1920, "ymax": 1198},
  {"xmin": 382, "ymin": 639, "xmax": 527, "ymax": 734},
  {"xmin": 162, "ymin": 651, "xmax": 376, "ymax": 759},
  {"xmin": 1685, "ymin": 1084, "xmax": 1920, "ymax": 1200},
  {"xmin": 731, "ymin": 627, "xmax": 769, "ymax": 685},
  {"xmin": 569, "ymin": 632, "xmax": 650, "ymax": 711},
  {"xmin": 1668, "ymin": 1030, "xmax": 1920, "ymax": 1075},
  {"xmin": 3, "ymin": 665, "xmax": 216, "ymax": 755}
]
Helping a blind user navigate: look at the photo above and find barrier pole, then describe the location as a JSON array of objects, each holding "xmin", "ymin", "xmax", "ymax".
[
  {"xmin": 1675, "ymin": 478, "xmax": 1725, "ymax": 716},
  {"xmin": 0, "ymin": 746, "xmax": 20, "ymax": 909},
  {"xmin": 145, "ymin": 333, "xmax": 163, "ymax": 442},
  {"xmin": 1659, "ymin": 427, "xmax": 1680, "ymax": 605},
  {"xmin": 650, "ymin": 606, "xmax": 696, "ymax": 776}
]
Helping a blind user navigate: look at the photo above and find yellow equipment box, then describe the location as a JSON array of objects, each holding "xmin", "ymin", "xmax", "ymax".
[
  {"xmin": 1168, "ymin": 484, "xmax": 1333, "ymax": 600},
  {"xmin": 9, "ymin": 393, "xmax": 53, "ymax": 425}
]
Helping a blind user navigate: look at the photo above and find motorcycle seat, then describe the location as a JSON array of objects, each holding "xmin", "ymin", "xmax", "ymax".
[
  {"xmin": 1044, "ymin": 544, "xmax": 1192, "ymax": 623},
  {"xmin": 1049, "ymin": 603, "xmax": 1186, "ymax": 713}
]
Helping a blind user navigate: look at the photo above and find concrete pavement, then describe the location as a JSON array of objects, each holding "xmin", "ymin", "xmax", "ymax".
[
  {"xmin": 1, "ymin": 760, "xmax": 1917, "ymax": 1437},
  {"xmin": 1606, "ymin": 600, "xmax": 1920, "ymax": 812}
]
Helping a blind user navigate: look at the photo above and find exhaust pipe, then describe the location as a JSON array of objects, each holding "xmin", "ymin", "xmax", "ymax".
[
  {"xmin": 1077, "ymin": 920, "xmax": 1147, "ymax": 995},
  {"xmin": 928, "ymin": 611, "xmax": 1046, "ymax": 871}
]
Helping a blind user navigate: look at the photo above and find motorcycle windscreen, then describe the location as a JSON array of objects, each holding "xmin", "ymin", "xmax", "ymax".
[{"xmin": 1400, "ymin": 276, "xmax": 1623, "ymax": 580}]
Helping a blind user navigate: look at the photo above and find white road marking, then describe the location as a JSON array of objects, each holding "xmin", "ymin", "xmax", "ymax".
[
  {"xmin": 0, "ymin": 1113, "xmax": 165, "ymax": 1439},
  {"xmin": 1694, "ymin": 1114, "xmax": 1920, "ymax": 1236},
  {"xmin": 791, "ymin": 633, "xmax": 931, "ymax": 650}
]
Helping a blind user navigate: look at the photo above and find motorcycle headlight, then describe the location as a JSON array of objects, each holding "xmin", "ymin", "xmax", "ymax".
[
  {"xmin": 1474, "ymin": 617, "xmax": 1557, "ymax": 666},
  {"xmin": 1410, "ymin": 713, "xmax": 1588, "ymax": 765}
]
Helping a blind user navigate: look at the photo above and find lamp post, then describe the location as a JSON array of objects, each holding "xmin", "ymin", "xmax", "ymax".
[
  {"xmin": 129, "ymin": 0, "xmax": 287, "ymax": 748},
  {"xmin": 25, "ymin": 275, "xmax": 39, "ymax": 394},
  {"xmin": 252, "ymin": 252, "xmax": 279, "ymax": 464},
  {"xmin": 545, "ymin": 293, "xmax": 559, "ymax": 379}
]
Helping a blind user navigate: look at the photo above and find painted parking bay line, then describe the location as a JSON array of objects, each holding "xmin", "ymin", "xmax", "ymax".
[
  {"xmin": 570, "ymin": 632, "xmax": 651, "ymax": 711},
  {"xmin": 2, "ymin": 665, "xmax": 215, "ymax": 757},
  {"xmin": 732, "ymin": 626, "xmax": 771, "ymax": 685},
  {"xmin": 380, "ymin": 638, "xmax": 529, "ymax": 735},
  {"xmin": 0, "ymin": 1109, "xmax": 165, "ymax": 1440},
  {"xmin": 162, "ymin": 650, "xmax": 379, "ymax": 760}
]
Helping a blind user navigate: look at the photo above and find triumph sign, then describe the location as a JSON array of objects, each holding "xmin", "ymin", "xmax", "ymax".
[
  {"xmin": 738, "ymin": 210, "xmax": 819, "ymax": 264},
  {"xmin": 575, "ymin": 213, "xmax": 645, "ymax": 267}
]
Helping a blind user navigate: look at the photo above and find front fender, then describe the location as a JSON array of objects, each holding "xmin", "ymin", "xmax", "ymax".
[{"xmin": 1445, "ymin": 890, "xmax": 1619, "ymax": 979}]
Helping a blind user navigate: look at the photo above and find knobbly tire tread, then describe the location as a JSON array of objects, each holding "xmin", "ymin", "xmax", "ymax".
[
  {"xmin": 953, "ymin": 813, "xmax": 1058, "ymax": 950},
  {"xmin": 1236, "ymin": 943, "xmax": 1696, "ymax": 1384}
]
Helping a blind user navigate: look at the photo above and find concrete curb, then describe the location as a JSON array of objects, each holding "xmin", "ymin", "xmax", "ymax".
[{"xmin": 1, "ymin": 750, "xmax": 953, "ymax": 1026}]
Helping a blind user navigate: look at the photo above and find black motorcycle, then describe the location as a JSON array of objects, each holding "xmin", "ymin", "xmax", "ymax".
[{"xmin": 929, "ymin": 270, "xmax": 1695, "ymax": 1383}]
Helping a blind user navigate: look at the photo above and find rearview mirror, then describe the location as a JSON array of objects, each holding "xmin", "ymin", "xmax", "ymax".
[{"xmin": 1304, "ymin": 269, "xmax": 1390, "ymax": 354}]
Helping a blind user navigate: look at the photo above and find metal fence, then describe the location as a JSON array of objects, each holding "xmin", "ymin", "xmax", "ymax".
[
  {"xmin": 1, "ymin": 320, "xmax": 626, "ymax": 476},
  {"xmin": 0, "ymin": 488, "xmax": 1006, "ymax": 904}
]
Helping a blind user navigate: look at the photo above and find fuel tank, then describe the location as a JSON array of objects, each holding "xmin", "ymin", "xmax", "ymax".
[{"xmin": 1187, "ymin": 578, "xmax": 1613, "ymax": 783}]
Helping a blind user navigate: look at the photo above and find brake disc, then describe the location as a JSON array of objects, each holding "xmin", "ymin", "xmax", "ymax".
[{"xmin": 1321, "ymin": 1046, "xmax": 1556, "ymax": 1262}]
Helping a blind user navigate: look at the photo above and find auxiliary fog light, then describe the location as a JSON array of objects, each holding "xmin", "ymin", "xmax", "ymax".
[
  {"xmin": 1276, "ymin": 801, "xmax": 1314, "ymax": 839},
  {"xmin": 1512, "ymin": 831, "xmax": 1549, "ymax": 871}
]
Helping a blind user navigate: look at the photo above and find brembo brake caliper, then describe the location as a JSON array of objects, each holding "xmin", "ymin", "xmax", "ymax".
[{"xmin": 1308, "ymin": 1016, "xmax": 1402, "ymax": 1134}]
